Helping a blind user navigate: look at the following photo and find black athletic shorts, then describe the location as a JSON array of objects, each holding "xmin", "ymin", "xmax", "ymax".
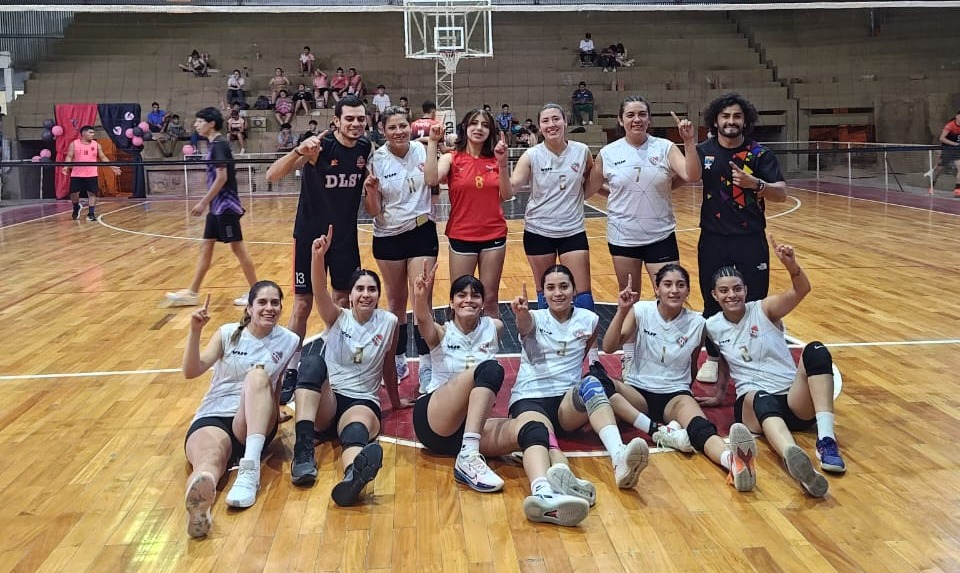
[
  {"xmin": 448, "ymin": 236, "xmax": 507, "ymax": 256},
  {"xmin": 523, "ymin": 230, "xmax": 589, "ymax": 257},
  {"xmin": 608, "ymin": 232, "xmax": 679, "ymax": 263},
  {"xmin": 509, "ymin": 395, "xmax": 578, "ymax": 436},
  {"xmin": 413, "ymin": 391, "xmax": 465, "ymax": 455},
  {"xmin": 940, "ymin": 146, "xmax": 960, "ymax": 165},
  {"xmin": 203, "ymin": 212, "xmax": 244, "ymax": 243},
  {"xmin": 185, "ymin": 415, "xmax": 279, "ymax": 463},
  {"xmin": 293, "ymin": 236, "xmax": 360, "ymax": 294},
  {"xmin": 697, "ymin": 231, "xmax": 770, "ymax": 320},
  {"xmin": 316, "ymin": 392, "xmax": 382, "ymax": 439},
  {"xmin": 70, "ymin": 176, "xmax": 100, "ymax": 197},
  {"xmin": 372, "ymin": 219, "xmax": 439, "ymax": 261},
  {"xmin": 734, "ymin": 392, "xmax": 815, "ymax": 432},
  {"xmin": 634, "ymin": 388, "xmax": 693, "ymax": 424}
]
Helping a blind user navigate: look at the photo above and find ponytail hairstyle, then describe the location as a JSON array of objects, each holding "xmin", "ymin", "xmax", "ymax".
[
  {"xmin": 710, "ymin": 266, "xmax": 744, "ymax": 289},
  {"xmin": 540, "ymin": 264, "xmax": 576, "ymax": 293},
  {"xmin": 230, "ymin": 280, "xmax": 284, "ymax": 346},
  {"xmin": 654, "ymin": 263, "xmax": 691, "ymax": 288}
]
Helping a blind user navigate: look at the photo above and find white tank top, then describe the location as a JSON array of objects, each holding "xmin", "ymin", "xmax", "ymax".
[
  {"xmin": 705, "ymin": 301, "xmax": 796, "ymax": 398},
  {"xmin": 510, "ymin": 307, "xmax": 598, "ymax": 405},
  {"xmin": 324, "ymin": 308, "xmax": 398, "ymax": 405},
  {"xmin": 600, "ymin": 136, "xmax": 677, "ymax": 246},
  {"xmin": 426, "ymin": 316, "xmax": 499, "ymax": 394},
  {"xmin": 523, "ymin": 141, "xmax": 590, "ymax": 238},
  {"xmin": 371, "ymin": 141, "xmax": 432, "ymax": 237},
  {"xmin": 193, "ymin": 323, "xmax": 300, "ymax": 422},
  {"xmin": 624, "ymin": 301, "xmax": 705, "ymax": 394}
]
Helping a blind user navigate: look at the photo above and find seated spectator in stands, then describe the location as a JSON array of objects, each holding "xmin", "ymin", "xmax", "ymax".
[
  {"xmin": 346, "ymin": 67, "xmax": 365, "ymax": 97},
  {"xmin": 517, "ymin": 126, "xmax": 538, "ymax": 148},
  {"xmin": 496, "ymin": 104, "xmax": 514, "ymax": 135},
  {"xmin": 297, "ymin": 119, "xmax": 319, "ymax": 145},
  {"xmin": 298, "ymin": 46, "xmax": 315, "ymax": 76},
  {"xmin": 227, "ymin": 70, "xmax": 246, "ymax": 106},
  {"xmin": 277, "ymin": 123, "xmax": 295, "ymax": 152},
  {"xmin": 269, "ymin": 68, "xmax": 291, "ymax": 103},
  {"xmin": 156, "ymin": 113, "xmax": 190, "ymax": 157},
  {"xmin": 363, "ymin": 98, "xmax": 378, "ymax": 130},
  {"xmin": 483, "ymin": 103, "xmax": 492, "ymax": 114},
  {"xmin": 179, "ymin": 50, "xmax": 209, "ymax": 77},
  {"xmin": 599, "ymin": 45, "xmax": 618, "ymax": 72},
  {"xmin": 292, "ymin": 83, "xmax": 314, "ymax": 116},
  {"xmin": 329, "ymin": 67, "xmax": 348, "ymax": 103},
  {"xmin": 227, "ymin": 108, "xmax": 248, "ymax": 154},
  {"xmin": 579, "ymin": 32, "xmax": 597, "ymax": 66},
  {"xmin": 372, "ymin": 85, "xmax": 391, "ymax": 124},
  {"xmin": 398, "ymin": 97, "xmax": 410, "ymax": 116},
  {"xmin": 614, "ymin": 43, "xmax": 634, "ymax": 67},
  {"xmin": 571, "ymin": 81, "xmax": 595, "ymax": 126},
  {"xmin": 522, "ymin": 118, "xmax": 537, "ymax": 135},
  {"xmin": 312, "ymin": 69, "xmax": 330, "ymax": 108},
  {"xmin": 147, "ymin": 102, "xmax": 167, "ymax": 133},
  {"xmin": 274, "ymin": 89, "xmax": 294, "ymax": 125}
]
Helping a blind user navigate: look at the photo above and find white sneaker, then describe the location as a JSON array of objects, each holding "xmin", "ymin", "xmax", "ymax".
[
  {"xmin": 185, "ymin": 471, "xmax": 216, "ymax": 538},
  {"xmin": 523, "ymin": 492, "xmax": 590, "ymax": 526},
  {"xmin": 418, "ymin": 362, "xmax": 432, "ymax": 395},
  {"xmin": 696, "ymin": 359, "xmax": 719, "ymax": 383},
  {"xmin": 395, "ymin": 356, "xmax": 410, "ymax": 380},
  {"xmin": 546, "ymin": 463, "xmax": 596, "ymax": 506},
  {"xmin": 454, "ymin": 451, "xmax": 504, "ymax": 492},
  {"xmin": 166, "ymin": 290, "xmax": 199, "ymax": 307},
  {"xmin": 613, "ymin": 438, "xmax": 649, "ymax": 489},
  {"xmin": 225, "ymin": 459, "xmax": 260, "ymax": 508},
  {"xmin": 652, "ymin": 420, "xmax": 695, "ymax": 453},
  {"xmin": 587, "ymin": 121, "xmax": 593, "ymax": 125},
  {"xmin": 233, "ymin": 293, "xmax": 249, "ymax": 306},
  {"xmin": 784, "ymin": 445, "xmax": 828, "ymax": 498}
]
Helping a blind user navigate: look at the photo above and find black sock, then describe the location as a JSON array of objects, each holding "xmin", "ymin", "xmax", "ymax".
[
  {"xmin": 396, "ymin": 323, "xmax": 408, "ymax": 356},
  {"xmin": 413, "ymin": 325, "xmax": 430, "ymax": 356},
  {"xmin": 295, "ymin": 420, "xmax": 314, "ymax": 445},
  {"xmin": 88, "ymin": 206, "xmax": 96, "ymax": 214}
]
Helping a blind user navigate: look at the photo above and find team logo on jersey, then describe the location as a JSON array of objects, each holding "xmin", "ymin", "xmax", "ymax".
[
  {"xmin": 649, "ymin": 156, "xmax": 660, "ymax": 166},
  {"xmin": 571, "ymin": 162, "xmax": 581, "ymax": 173},
  {"xmin": 613, "ymin": 159, "xmax": 626, "ymax": 166},
  {"xmin": 356, "ymin": 155, "xmax": 367, "ymax": 169},
  {"xmin": 676, "ymin": 335, "xmax": 688, "ymax": 347},
  {"xmin": 485, "ymin": 164, "xmax": 496, "ymax": 171},
  {"xmin": 373, "ymin": 334, "xmax": 384, "ymax": 346},
  {"xmin": 271, "ymin": 351, "xmax": 283, "ymax": 363},
  {"xmin": 418, "ymin": 163, "xmax": 425, "ymax": 171},
  {"xmin": 330, "ymin": 159, "xmax": 339, "ymax": 166},
  {"xmin": 704, "ymin": 156, "xmax": 715, "ymax": 170},
  {"xmin": 750, "ymin": 325, "xmax": 759, "ymax": 339}
]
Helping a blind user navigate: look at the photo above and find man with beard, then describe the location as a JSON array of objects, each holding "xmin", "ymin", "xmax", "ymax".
[
  {"xmin": 265, "ymin": 94, "xmax": 372, "ymax": 402},
  {"xmin": 693, "ymin": 93, "xmax": 787, "ymax": 386}
]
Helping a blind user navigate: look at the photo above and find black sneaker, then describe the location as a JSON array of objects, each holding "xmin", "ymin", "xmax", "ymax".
[
  {"xmin": 280, "ymin": 369, "xmax": 298, "ymax": 405},
  {"xmin": 588, "ymin": 360, "xmax": 616, "ymax": 394},
  {"xmin": 87, "ymin": 211, "xmax": 97, "ymax": 221},
  {"xmin": 291, "ymin": 440, "xmax": 318, "ymax": 486},
  {"xmin": 72, "ymin": 205, "xmax": 81, "ymax": 220},
  {"xmin": 331, "ymin": 442, "xmax": 382, "ymax": 507}
]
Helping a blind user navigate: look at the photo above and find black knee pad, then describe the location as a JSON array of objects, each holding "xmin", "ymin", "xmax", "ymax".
[
  {"xmin": 802, "ymin": 341, "xmax": 833, "ymax": 377},
  {"xmin": 517, "ymin": 420, "xmax": 550, "ymax": 450},
  {"xmin": 752, "ymin": 391, "xmax": 785, "ymax": 425},
  {"xmin": 297, "ymin": 353, "xmax": 327, "ymax": 393},
  {"xmin": 339, "ymin": 421, "xmax": 370, "ymax": 450},
  {"xmin": 473, "ymin": 360, "xmax": 504, "ymax": 394},
  {"xmin": 686, "ymin": 416, "xmax": 719, "ymax": 454}
]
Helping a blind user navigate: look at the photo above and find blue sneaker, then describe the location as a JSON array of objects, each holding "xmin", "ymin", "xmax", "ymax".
[{"xmin": 816, "ymin": 437, "xmax": 846, "ymax": 473}]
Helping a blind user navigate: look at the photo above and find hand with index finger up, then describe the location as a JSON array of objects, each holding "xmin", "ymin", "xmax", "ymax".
[{"xmin": 617, "ymin": 274, "xmax": 638, "ymax": 311}]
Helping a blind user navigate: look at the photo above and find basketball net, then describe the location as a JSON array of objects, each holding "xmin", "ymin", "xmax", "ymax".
[{"xmin": 438, "ymin": 50, "xmax": 462, "ymax": 74}]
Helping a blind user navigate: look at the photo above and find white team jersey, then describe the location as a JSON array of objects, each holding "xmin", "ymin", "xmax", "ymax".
[
  {"xmin": 510, "ymin": 308, "xmax": 598, "ymax": 405},
  {"xmin": 624, "ymin": 301, "xmax": 705, "ymax": 394},
  {"xmin": 371, "ymin": 141, "xmax": 432, "ymax": 237},
  {"xmin": 600, "ymin": 136, "xmax": 677, "ymax": 246},
  {"xmin": 426, "ymin": 317, "xmax": 500, "ymax": 394},
  {"xmin": 193, "ymin": 323, "xmax": 299, "ymax": 421},
  {"xmin": 705, "ymin": 301, "xmax": 797, "ymax": 398},
  {"xmin": 325, "ymin": 308, "xmax": 398, "ymax": 405},
  {"xmin": 523, "ymin": 141, "xmax": 590, "ymax": 238}
]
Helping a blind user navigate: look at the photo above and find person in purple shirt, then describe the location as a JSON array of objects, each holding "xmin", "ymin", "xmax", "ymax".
[{"xmin": 166, "ymin": 107, "xmax": 259, "ymax": 307}]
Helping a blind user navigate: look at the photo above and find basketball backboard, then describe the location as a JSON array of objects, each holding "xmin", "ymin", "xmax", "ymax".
[{"xmin": 403, "ymin": 0, "xmax": 492, "ymax": 59}]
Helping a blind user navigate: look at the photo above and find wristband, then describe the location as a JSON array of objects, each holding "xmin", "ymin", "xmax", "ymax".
[
  {"xmin": 756, "ymin": 180, "xmax": 766, "ymax": 193},
  {"xmin": 293, "ymin": 148, "xmax": 303, "ymax": 157}
]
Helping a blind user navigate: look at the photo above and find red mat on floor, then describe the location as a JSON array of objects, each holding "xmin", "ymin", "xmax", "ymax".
[{"xmin": 376, "ymin": 349, "xmax": 803, "ymax": 452}]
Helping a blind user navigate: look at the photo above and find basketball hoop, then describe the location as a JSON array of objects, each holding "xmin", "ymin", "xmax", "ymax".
[{"xmin": 438, "ymin": 50, "xmax": 462, "ymax": 74}]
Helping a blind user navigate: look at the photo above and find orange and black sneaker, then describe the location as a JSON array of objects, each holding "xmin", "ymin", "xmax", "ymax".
[{"xmin": 727, "ymin": 423, "xmax": 757, "ymax": 492}]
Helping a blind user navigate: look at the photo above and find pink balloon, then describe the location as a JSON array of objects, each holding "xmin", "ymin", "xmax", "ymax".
[
  {"xmin": 124, "ymin": 128, "xmax": 134, "ymax": 138},
  {"xmin": 40, "ymin": 149, "xmax": 52, "ymax": 158},
  {"xmin": 132, "ymin": 136, "xmax": 144, "ymax": 147},
  {"xmin": 182, "ymin": 145, "xmax": 195, "ymax": 155},
  {"xmin": 138, "ymin": 121, "xmax": 150, "ymax": 132},
  {"xmin": 31, "ymin": 155, "xmax": 40, "ymax": 162},
  {"xmin": 51, "ymin": 125, "xmax": 64, "ymax": 137}
]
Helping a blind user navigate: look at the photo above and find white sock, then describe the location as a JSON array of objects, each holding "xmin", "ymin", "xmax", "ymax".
[
  {"xmin": 598, "ymin": 425, "xmax": 623, "ymax": 457},
  {"xmin": 531, "ymin": 477, "xmax": 552, "ymax": 496},
  {"xmin": 720, "ymin": 449, "xmax": 732, "ymax": 470},
  {"xmin": 419, "ymin": 354, "xmax": 432, "ymax": 368},
  {"xmin": 289, "ymin": 349, "xmax": 302, "ymax": 371},
  {"xmin": 815, "ymin": 412, "xmax": 836, "ymax": 441},
  {"xmin": 587, "ymin": 347, "xmax": 600, "ymax": 364},
  {"xmin": 632, "ymin": 412, "xmax": 656, "ymax": 435},
  {"xmin": 243, "ymin": 433, "xmax": 266, "ymax": 462},
  {"xmin": 459, "ymin": 432, "xmax": 481, "ymax": 455}
]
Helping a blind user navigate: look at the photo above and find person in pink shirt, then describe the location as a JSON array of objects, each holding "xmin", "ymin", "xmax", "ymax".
[
  {"xmin": 62, "ymin": 126, "xmax": 120, "ymax": 221},
  {"xmin": 312, "ymin": 68, "xmax": 330, "ymax": 108}
]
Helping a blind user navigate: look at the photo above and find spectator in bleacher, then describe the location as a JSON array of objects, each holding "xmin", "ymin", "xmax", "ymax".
[
  {"xmin": 157, "ymin": 114, "xmax": 190, "ymax": 157},
  {"xmin": 496, "ymin": 105, "xmax": 513, "ymax": 135},
  {"xmin": 483, "ymin": 103, "xmax": 492, "ymax": 114},
  {"xmin": 330, "ymin": 67, "xmax": 348, "ymax": 103},
  {"xmin": 292, "ymin": 83, "xmax": 314, "ymax": 116},
  {"xmin": 599, "ymin": 45, "xmax": 618, "ymax": 72},
  {"xmin": 227, "ymin": 108, "xmax": 248, "ymax": 155},
  {"xmin": 312, "ymin": 69, "xmax": 330, "ymax": 108},
  {"xmin": 926, "ymin": 110, "xmax": 960, "ymax": 196},
  {"xmin": 517, "ymin": 126, "xmax": 538, "ymax": 148},
  {"xmin": 180, "ymin": 50, "xmax": 209, "ymax": 77},
  {"xmin": 615, "ymin": 43, "xmax": 634, "ymax": 67},
  {"xmin": 277, "ymin": 123, "xmax": 296, "ymax": 153},
  {"xmin": 297, "ymin": 119, "xmax": 319, "ymax": 145},
  {"xmin": 227, "ymin": 70, "xmax": 246, "ymax": 107},
  {"xmin": 269, "ymin": 68, "xmax": 291, "ymax": 104},
  {"xmin": 274, "ymin": 89, "xmax": 294, "ymax": 125},
  {"xmin": 147, "ymin": 102, "xmax": 168, "ymax": 133},
  {"xmin": 578, "ymin": 33, "xmax": 596, "ymax": 67},
  {"xmin": 372, "ymin": 85, "xmax": 391, "ymax": 125},
  {"xmin": 572, "ymin": 82, "xmax": 595, "ymax": 126},
  {"xmin": 411, "ymin": 100, "xmax": 439, "ymax": 142},
  {"xmin": 298, "ymin": 46, "xmax": 315, "ymax": 76},
  {"xmin": 398, "ymin": 97, "xmax": 410, "ymax": 116},
  {"xmin": 346, "ymin": 67, "xmax": 365, "ymax": 98}
]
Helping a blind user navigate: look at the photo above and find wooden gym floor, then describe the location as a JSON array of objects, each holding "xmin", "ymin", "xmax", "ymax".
[{"xmin": 0, "ymin": 184, "xmax": 958, "ymax": 573}]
